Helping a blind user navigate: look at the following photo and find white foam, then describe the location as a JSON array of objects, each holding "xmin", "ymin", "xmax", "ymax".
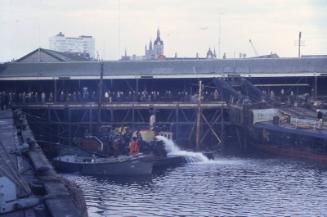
[{"xmin": 156, "ymin": 135, "xmax": 210, "ymax": 163}]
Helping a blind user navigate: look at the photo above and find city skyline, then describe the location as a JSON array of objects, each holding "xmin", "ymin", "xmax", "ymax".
[{"xmin": 0, "ymin": 0, "xmax": 326, "ymax": 62}]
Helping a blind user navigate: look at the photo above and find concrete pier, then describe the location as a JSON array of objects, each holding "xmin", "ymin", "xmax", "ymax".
[{"xmin": 0, "ymin": 110, "xmax": 87, "ymax": 217}]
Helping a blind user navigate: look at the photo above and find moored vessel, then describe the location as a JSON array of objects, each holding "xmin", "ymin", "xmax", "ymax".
[
  {"xmin": 248, "ymin": 108, "xmax": 327, "ymax": 162},
  {"xmin": 53, "ymin": 153, "xmax": 155, "ymax": 176}
]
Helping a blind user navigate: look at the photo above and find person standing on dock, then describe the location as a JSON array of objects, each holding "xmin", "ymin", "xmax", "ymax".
[
  {"xmin": 213, "ymin": 89, "xmax": 219, "ymax": 101},
  {"xmin": 41, "ymin": 91, "xmax": 46, "ymax": 103},
  {"xmin": 104, "ymin": 91, "xmax": 109, "ymax": 102},
  {"xmin": 48, "ymin": 92, "xmax": 53, "ymax": 102},
  {"xmin": 0, "ymin": 92, "xmax": 3, "ymax": 110},
  {"xmin": 149, "ymin": 113, "xmax": 156, "ymax": 131},
  {"xmin": 316, "ymin": 110, "xmax": 323, "ymax": 130},
  {"xmin": 270, "ymin": 90, "xmax": 275, "ymax": 100},
  {"xmin": 129, "ymin": 137, "xmax": 139, "ymax": 155},
  {"xmin": 288, "ymin": 91, "xmax": 295, "ymax": 106},
  {"xmin": 280, "ymin": 88, "xmax": 285, "ymax": 102},
  {"xmin": 60, "ymin": 91, "xmax": 65, "ymax": 102}
]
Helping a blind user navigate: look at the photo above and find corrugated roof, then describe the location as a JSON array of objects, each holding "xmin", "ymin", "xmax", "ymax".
[{"xmin": 0, "ymin": 57, "xmax": 326, "ymax": 80}]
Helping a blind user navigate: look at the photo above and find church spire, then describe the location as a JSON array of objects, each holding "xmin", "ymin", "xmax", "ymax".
[
  {"xmin": 157, "ymin": 29, "xmax": 160, "ymax": 39},
  {"xmin": 149, "ymin": 40, "xmax": 152, "ymax": 50}
]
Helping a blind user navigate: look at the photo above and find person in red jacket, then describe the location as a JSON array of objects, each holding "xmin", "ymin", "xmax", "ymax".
[{"xmin": 129, "ymin": 137, "xmax": 139, "ymax": 155}]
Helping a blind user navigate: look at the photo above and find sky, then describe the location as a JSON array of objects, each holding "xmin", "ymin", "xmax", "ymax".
[{"xmin": 0, "ymin": 0, "xmax": 326, "ymax": 62}]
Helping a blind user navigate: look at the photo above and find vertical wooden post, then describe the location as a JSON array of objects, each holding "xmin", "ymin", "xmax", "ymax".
[
  {"xmin": 136, "ymin": 79, "xmax": 139, "ymax": 101},
  {"xmin": 47, "ymin": 108, "xmax": 52, "ymax": 143},
  {"xmin": 314, "ymin": 73, "xmax": 318, "ymax": 99},
  {"xmin": 47, "ymin": 109, "xmax": 51, "ymax": 122},
  {"xmin": 110, "ymin": 109, "xmax": 114, "ymax": 123},
  {"xmin": 54, "ymin": 79, "xmax": 57, "ymax": 103},
  {"xmin": 175, "ymin": 106, "xmax": 179, "ymax": 141},
  {"xmin": 89, "ymin": 109, "xmax": 92, "ymax": 135},
  {"xmin": 98, "ymin": 62, "xmax": 104, "ymax": 129},
  {"xmin": 298, "ymin": 32, "xmax": 302, "ymax": 58},
  {"xmin": 68, "ymin": 108, "xmax": 72, "ymax": 145},
  {"xmin": 195, "ymin": 80, "xmax": 202, "ymax": 150},
  {"xmin": 132, "ymin": 106, "xmax": 135, "ymax": 128},
  {"xmin": 220, "ymin": 106, "xmax": 224, "ymax": 143}
]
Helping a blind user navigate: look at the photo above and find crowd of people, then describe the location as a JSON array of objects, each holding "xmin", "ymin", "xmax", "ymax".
[
  {"xmin": 0, "ymin": 87, "xmax": 221, "ymax": 109},
  {"xmin": 0, "ymin": 85, "xmax": 317, "ymax": 111},
  {"xmin": 262, "ymin": 88, "xmax": 313, "ymax": 106}
]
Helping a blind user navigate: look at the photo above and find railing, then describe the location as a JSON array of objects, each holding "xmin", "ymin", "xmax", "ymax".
[
  {"xmin": 289, "ymin": 117, "xmax": 325, "ymax": 130},
  {"xmin": 12, "ymin": 101, "xmax": 227, "ymax": 110}
]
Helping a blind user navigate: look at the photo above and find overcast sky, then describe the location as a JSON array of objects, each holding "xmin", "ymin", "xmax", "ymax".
[{"xmin": 0, "ymin": 0, "xmax": 326, "ymax": 62}]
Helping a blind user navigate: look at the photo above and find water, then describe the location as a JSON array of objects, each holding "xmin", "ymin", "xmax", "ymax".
[
  {"xmin": 65, "ymin": 139, "xmax": 327, "ymax": 216},
  {"xmin": 156, "ymin": 135, "xmax": 210, "ymax": 163}
]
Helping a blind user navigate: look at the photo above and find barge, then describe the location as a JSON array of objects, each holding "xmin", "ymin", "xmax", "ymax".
[{"xmin": 248, "ymin": 108, "xmax": 327, "ymax": 162}]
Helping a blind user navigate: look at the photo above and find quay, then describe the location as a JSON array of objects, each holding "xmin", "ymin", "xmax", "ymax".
[{"xmin": 0, "ymin": 110, "xmax": 87, "ymax": 217}]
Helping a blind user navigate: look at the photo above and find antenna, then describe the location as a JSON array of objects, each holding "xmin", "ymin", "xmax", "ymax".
[
  {"xmin": 37, "ymin": 22, "xmax": 41, "ymax": 49},
  {"xmin": 218, "ymin": 12, "xmax": 223, "ymax": 58},
  {"xmin": 249, "ymin": 39, "xmax": 258, "ymax": 56},
  {"xmin": 96, "ymin": 51, "xmax": 100, "ymax": 61},
  {"xmin": 293, "ymin": 32, "xmax": 305, "ymax": 58},
  {"xmin": 298, "ymin": 31, "xmax": 304, "ymax": 58},
  {"xmin": 37, "ymin": 0, "xmax": 43, "ymax": 50},
  {"xmin": 298, "ymin": 32, "xmax": 301, "ymax": 58},
  {"xmin": 118, "ymin": 0, "xmax": 121, "ymax": 59},
  {"xmin": 37, "ymin": 9, "xmax": 41, "ymax": 61}
]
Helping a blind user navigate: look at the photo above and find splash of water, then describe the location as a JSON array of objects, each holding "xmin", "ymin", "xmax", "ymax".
[{"xmin": 155, "ymin": 135, "xmax": 210, "ymax": 163}]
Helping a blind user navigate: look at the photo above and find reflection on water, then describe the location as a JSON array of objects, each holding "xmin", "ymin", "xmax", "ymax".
[{"xmin": 65, "ymin": 157, "xmax": 327, "ymax": 216}]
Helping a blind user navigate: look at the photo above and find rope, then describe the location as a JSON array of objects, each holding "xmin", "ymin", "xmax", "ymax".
[{"xmin": 0, "ymin": 141, "xmax": 31, "ymax": 195}]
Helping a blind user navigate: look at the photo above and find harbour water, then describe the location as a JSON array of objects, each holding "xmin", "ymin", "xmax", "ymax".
[{"xmin": 65, "ymin": 140, "xmax": 327, "ymax": 216}]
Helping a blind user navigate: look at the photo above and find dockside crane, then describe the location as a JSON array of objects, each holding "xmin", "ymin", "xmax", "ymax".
[{"xmin": 249, "ymin": 39, "xmax": 258, "ymax": 56}]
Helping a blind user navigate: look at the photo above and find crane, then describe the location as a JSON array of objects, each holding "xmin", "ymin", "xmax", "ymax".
[{"xmin": 249, "ymin": 39, "xmax": 258, "ymax": 56}]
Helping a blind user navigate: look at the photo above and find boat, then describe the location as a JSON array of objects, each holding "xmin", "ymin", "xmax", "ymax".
[
  {"xmin": 153, "ymin": 155, "xmax": 187, "ymax": 168},
  {"xmin": 77, "ymin": 127, "xmax": 191, "ymax": 168},
  {"xmin": 53, "ymin": 153, "xmax": 155, "ymax": 176},
  {"xmin": 63, "ymin": 122, "xmax": 212, "ymax": 171},
  {"xmin": 247, "ymin": 108, "xmax": 327, "ymax": 163}
]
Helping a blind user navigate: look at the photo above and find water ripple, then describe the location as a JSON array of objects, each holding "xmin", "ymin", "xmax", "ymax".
[{"xmin": 65, "ymin": 157, "xmax": 327, "ymax": 216}]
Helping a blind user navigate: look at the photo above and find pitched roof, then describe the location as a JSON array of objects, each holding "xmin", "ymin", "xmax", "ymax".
[
  {"xmin": 15, "ymin": 48, "xmax": 92, "ymax": 63},
  {"xmin": 250, "ymin": 53, "xmax": 279, "ymax": 58}
]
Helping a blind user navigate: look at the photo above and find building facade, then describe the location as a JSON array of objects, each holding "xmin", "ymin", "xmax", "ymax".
[{"xmin": 49, "ymin": 32, "xmax": 95, "ymax": 58}]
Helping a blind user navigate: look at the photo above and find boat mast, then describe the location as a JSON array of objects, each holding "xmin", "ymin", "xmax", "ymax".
[
  {"xmin": 195, "ymin": 80, "xmax": 202, "ymax": 150},
  {"xmin": 98, "ymin": 61, "xmax": 104, "ymax": 129}
]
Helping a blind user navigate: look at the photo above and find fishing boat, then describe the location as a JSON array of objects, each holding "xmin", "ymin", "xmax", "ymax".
[
  {"xmin": 248, "ymin": 108, "xmax": 327, "ymax": 163},
  {"xmin": 77, "ymin": 127, "xmax": 191, "ymax": 168},
  {"xmin": 53, "ymin": 153, "xmax": 154, "ymax": 176}
]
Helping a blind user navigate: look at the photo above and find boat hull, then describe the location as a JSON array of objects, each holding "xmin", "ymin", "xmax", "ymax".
[
  {"xmin": 153, "ymin": 155, "xmax": 187, "ymax": 168},
  {"xmin": 251, "ymin": 121, "xmax": 327, "ymax": 163},
  {"xmin": 80, "ymin": 158, "xmax": 153, "ymax": 176},
  {"xmin": 53, "ymin": 155, "xmax": 154, "ymax": 176},
  {"xmin": 254, "ymin": 143, "xmax": 327, "ymax": 163}
]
